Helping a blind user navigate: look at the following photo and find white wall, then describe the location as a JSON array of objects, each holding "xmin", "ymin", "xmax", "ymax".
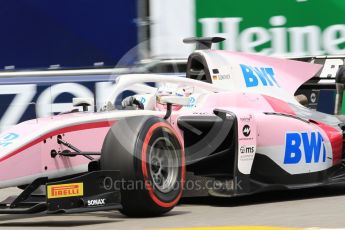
[{"xmin": 150, "ymin": 0, "xmax": 195, "ymax": 58}]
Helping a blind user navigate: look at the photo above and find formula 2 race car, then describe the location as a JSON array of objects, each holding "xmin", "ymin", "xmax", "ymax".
[{"xmin": 1, "ymin": 37, "xmax": 345, "ymax": 217}]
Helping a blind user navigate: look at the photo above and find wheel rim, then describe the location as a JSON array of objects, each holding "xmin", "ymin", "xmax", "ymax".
[{"xmin": 148, "ymin": 137, "xmax": 179, "ymax": 194}]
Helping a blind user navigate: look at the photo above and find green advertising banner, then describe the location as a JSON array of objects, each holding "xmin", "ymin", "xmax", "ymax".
[
  {"xmin": 150, "ymin": 0, "xmax": 345, "ymax": 57},
  {"xmin": 196, "ymin": 0, "xmax": 345, "ymax": 56}
]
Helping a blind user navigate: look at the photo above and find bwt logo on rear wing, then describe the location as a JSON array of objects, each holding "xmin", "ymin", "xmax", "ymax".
[{"xmin": 240, "ymin": 64, "xmax": 280, "ymax": 88}]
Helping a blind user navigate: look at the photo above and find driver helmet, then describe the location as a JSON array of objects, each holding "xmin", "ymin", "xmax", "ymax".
[{"xmin": 156, "ymin": 83, "xmax": 193, "ymax": 111}]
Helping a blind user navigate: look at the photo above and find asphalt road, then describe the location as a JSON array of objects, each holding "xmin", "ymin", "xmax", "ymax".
[{"xmin": 1, "ymin": 185, "xmax": 345, "ymax": 230}]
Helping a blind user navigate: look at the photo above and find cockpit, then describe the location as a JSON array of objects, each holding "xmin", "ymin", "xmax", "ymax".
[{"xmin": 102, "ymin": 38, "xmax": 226, "ymax": 112}]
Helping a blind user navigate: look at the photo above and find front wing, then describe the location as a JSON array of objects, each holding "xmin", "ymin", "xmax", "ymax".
[{"xmin": 0, "ymin": 170, "xmax": 121, "ymax": 214}]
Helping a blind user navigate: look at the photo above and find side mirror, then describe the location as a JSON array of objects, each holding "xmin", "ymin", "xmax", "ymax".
[
  {"xmin": 158, "ymin": 96, "xmax": 190, "ymax": 120},
  {"xmin": 73, "ymin": 98, "xmax": 94, "ymax": 112},
  {"xmin": 158, "ymin": 95, "xmax": 190, "ymax": 106}
]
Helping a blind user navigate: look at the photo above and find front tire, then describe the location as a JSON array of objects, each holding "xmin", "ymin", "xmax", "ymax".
[{"xmin": 101, "ymin": 116, "xmax": 185, "ymax": 217}]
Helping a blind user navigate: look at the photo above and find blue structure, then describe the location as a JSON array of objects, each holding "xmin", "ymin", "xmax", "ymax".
[{"xmin": 0, "ymin": 0, "xmax": 138, "ymax": 69}]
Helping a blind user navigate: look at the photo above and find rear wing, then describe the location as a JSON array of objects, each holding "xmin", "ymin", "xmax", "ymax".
[
  {"xmin": 291, "ymin": 56, "xmax": 345, "ymax": 79},
  {"xmin": 292, "ymin": 56, "xmax": 345, "ymax": 114}
]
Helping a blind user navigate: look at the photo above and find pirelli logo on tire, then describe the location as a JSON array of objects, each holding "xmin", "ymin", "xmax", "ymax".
[{"xmin": 47, "ymin": 183, "xmax": 84, "ymax": 199}]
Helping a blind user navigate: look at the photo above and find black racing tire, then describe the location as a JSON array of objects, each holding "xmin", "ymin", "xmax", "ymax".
[{"xmin": 100, "ymin": 116, "xmax": 185, "ymax": 217}]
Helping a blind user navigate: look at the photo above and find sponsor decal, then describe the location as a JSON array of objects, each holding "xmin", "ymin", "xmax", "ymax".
[
  {"xmin": 240, "ymin": 115, "xmax": 253, "ymax": 123},
  {"xmin": 185, "ymin": 96, "xmax": 196, "ymax": 108},
  {"xmin": 139, "ymin": 97, "xmax": 146, "ymax": 104},
  {"xmin": 318, "ymin": 58, "xmax": 345, "ymax": 78},
  {"xmin": 212, "ymin": 74, "xmax": 231, "ymax": 81},
  {"xmin": 240, "ymin": 64, "xmax": 279, "ymax": 88},
  {"xmin": 0, "ymin": 133, "xmax": 19, "ymax": 147},
  {"xmin": 218, "ymin": 74, "xmax": 231, "ymax": 80},
  {"xmin": 284, "ymin": 131, "xmax": 327, "ymax": 164},
  {"xmin": 87, "ymin": 198, "xmax": 106, "ymax": 207},
  {"xmin": 47, "ymin": 183, "xmax": 84, "ymax": 199},
  {"xmin": 242, "ymin": 125, "xmax": 251, "ymax": 137},
  {"xmin": 239, "ymin": 145, "xmax": 256, "ymax": 162},
  {"xmin": 212, "ymin": 69, "xmax": 219, "ymax": 74},
  {"xmin": 240, "ymin": 145, "xmax": 255, "ymax": 154}
]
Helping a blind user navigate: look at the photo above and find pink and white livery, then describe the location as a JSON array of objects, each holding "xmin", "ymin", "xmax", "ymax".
[{"xmin": 0, "ymin": 37, "xmax": 344, "ymax": 217}]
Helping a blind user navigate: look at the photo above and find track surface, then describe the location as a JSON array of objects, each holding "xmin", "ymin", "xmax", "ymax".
[{"xmin": 1, "ymin": 185, "xmax": 345, "ymax": 230}]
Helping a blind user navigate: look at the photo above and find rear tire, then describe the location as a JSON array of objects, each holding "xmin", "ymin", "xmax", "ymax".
[{"xmin": 100, "ymin": 116, "xmax": 185, "ymax": 217}]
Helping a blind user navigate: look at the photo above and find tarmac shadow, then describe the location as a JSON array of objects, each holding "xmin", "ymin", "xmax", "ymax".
[
  {"xmin": 0, "ymin": 210, "xmax": 189, "ymax": 227},
  {"xmin": 0, "ymin": 220, "xmax": 119, "ymax": 227},
  {"xmin": 180, "ymin": 184, "xmax": 345, "ymax": 207},
  {"xmin": 0, "ymin": 212, "xmax": 122, "ymax": 227},
  {"xmin": 76, "ymin": 210, "xmax": 190, "ymax": 219}
]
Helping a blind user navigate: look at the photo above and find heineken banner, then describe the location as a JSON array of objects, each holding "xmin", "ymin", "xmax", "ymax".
[{"xmin": 150, "ymin": 0, "xmax": 345, "ymax": 58}]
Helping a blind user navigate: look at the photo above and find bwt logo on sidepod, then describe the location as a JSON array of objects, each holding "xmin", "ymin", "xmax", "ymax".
[
  {"xmin": 284, "ymin": 131, "xmax": 327, "ymax": 164},
  {"xmin": 240, "ymin": 64, "xmax": 280, "ymax": 88}
]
